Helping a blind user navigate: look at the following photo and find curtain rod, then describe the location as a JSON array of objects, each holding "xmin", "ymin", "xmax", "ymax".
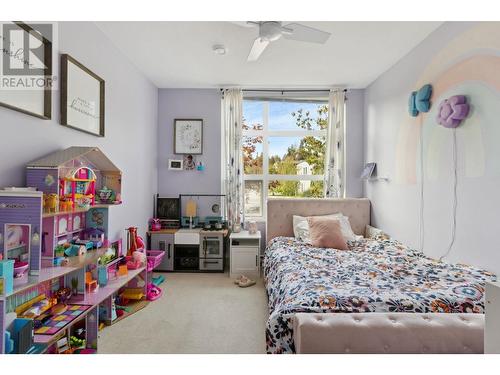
[{"xmin": 220, "ymin": 88, "xmax": 347, "ymax": 93}]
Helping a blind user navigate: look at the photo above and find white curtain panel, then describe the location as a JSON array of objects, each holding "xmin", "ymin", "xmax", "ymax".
[
  {"xmin": 221, "ymin": 88, "xmax": 244, "ymax": 227},
  {"xmin": 324, "ymin": 89, "xmax": 346, "ymax": 198}
]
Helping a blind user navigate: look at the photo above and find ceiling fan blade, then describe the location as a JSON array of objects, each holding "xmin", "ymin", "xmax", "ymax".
[
  {"xmin": 229, "ymin": 21, "xmax": 259, "ymax": 28},
  {"xmin": 247, "ymin": 37, "xmax": 270, "ymax": 61},
  {"xmin": 282, "ymin": 23, "xmax": 331, "ymax": 44}
]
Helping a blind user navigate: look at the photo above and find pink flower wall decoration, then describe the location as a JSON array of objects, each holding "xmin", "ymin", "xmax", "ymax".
[{"xmin": 436, "ymin": 95, "xmax": 470, "ymax": 128}]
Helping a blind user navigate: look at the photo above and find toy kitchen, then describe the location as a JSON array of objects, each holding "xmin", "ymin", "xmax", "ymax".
[{"xmin": 147, "ymin": 194, "xmax": 228, "ymax": 272}]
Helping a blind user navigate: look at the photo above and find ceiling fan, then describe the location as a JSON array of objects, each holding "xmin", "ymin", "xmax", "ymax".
[{"xmin": 241, "ymin": 21, "xmax": 331, "ymax": 62}]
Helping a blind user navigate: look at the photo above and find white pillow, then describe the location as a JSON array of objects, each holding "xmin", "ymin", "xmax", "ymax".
[{"xmin": 293, "ymin": 213, "xmax": 360, "ymax": 243}]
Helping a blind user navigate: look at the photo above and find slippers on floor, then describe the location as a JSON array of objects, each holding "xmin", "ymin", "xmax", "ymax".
[
  {"xmin": 238, "ymin": 276, "xmax": 256, "ymax": 288},
  {"xmin": 234, "ymin": 275, "xmax": 245, "ymax": 285}
]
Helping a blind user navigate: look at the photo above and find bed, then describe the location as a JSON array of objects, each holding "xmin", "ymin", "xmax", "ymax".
[{"xmin": 264, "ymin": 198, "xmax": 496, "ymax": 354}]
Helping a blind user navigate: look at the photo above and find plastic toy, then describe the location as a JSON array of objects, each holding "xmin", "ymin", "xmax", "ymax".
[
  {"xmin": 126, "ymin": 227, "xmax": 139, "ymax": 256},
  {"xmin": 83, "ymin": 227, "xmax": 105, "ymax": 248},
  {"xmin": 13, "ymin": 260, "xmax": 29, "ymax": 276},
  {"xmin": 146, "ymin": 283, "xmax": 163, "ymax": 301},
  {"xmin": 120, "ymin": 288, "xmax": 144, "ymax": 300},
  {"xmin": 98, "ymin": 266, "xmax": 108, "ymax": 286},
  {"xmin": 53, "ymin": 256, "xmax": 69, "ymax": 266},
  {"xmin": 152, "ymin": 274, "xmax": 165, "ymax": 286},
  {"xmin": 149, "ymin": 218, "xmax": 162, "ymax": 231},
  {"xmin": 97, "ymin": 186, "xmax": 115, "ymax": 204},
  {"xmin": 59, "ymin": 198, "xmax": 73, "ymax": 212},
  {"xmin": 76, "ymin": 196, "xmax": 92, "ymax": 209},
  {"xmin": 43, "ymin": 193, "xmax": 59, "ymax": 213},
  {"xmin": 85, "ymin": 271, "xmax": 98, "ymax": 293},
  {"xmin": 13, "ymin": 260, "xmax": 29, "ymax": 286},
  {"xmin": 118, "ymin": 264, "xmax": 128, "ymax": 277},
  {"xmin": 64, "ymin": 244, "xmax": 87, "ymax": 257},
  {"xmin": 73, "ymin": 239, "xmax": 94, "ymax": 251},
  {"xmin": 56, "ymin": 287, "xmax": 73, "ymax": 304},
  {"xmin": 20, "ymin": 297, "xmax": 53, "ymax": 319},
  {"xmin": 60, "ymin": 166, "xmax": 96, "ymax": 207}
]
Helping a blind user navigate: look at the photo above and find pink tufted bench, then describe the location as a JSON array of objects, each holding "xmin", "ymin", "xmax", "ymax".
[{"xmin": 293, "ymin": 312, "xmax": 484, "ymax": 354}]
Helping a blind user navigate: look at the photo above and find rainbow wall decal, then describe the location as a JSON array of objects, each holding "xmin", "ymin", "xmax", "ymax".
[{"xmin": 395, "ymin": 23, "xmax": 500, "ymax": 184}]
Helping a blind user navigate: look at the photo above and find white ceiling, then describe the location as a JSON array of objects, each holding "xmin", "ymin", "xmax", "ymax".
[{"xmin": 96, "ymin": 21, "xmax": 442, "ymax": 89}]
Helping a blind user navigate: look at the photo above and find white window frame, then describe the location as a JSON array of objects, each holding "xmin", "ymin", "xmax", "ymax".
[{"xmin": 243, "ymin": 99, "xmax": 328, "ymax": 221}]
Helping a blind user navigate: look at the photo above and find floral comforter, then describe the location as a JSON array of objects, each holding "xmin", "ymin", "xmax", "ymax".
[{"xmin": 264, "ymin": 236, "xmax": 496, "ymax": 354}]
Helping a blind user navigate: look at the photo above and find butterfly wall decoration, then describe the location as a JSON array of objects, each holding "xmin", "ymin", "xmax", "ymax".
[{"xmin": 408, "ymin": 84, "xmax": 433, "ymax": 117}]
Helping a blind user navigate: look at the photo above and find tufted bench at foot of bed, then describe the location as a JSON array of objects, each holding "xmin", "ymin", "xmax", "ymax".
[{"xmin": 293, "ymin": 313, "xmax": 484, "ymax": 354}]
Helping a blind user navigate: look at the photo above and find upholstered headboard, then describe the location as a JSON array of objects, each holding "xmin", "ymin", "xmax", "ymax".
[{"xmin": 266, "ymin": 198, "xmax": 370, "ymax": 243}]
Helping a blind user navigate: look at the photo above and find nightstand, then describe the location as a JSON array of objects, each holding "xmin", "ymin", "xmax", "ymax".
[{"xmin": 230, "ymin": 230, "xmax": 261, "ymax": 279}]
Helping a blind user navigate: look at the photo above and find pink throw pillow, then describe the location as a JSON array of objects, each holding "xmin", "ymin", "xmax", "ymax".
[{"xmin": 307, "ymin": 217, "xmax": 349, "ymax": 250}]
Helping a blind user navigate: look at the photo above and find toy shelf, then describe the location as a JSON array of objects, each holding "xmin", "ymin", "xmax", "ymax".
[
  {"xmin": 33, "ymin": 266, "xmax": 146, "ymax": 346},
  {"xmin": 1, "ymin": 248, "xmax": 109, "ymax": 299},
  {"xmin": 1, "ymin": 147, "xmax": 127, "ymax": 354},
  {"xmin": 65, "ymin": 178, "xmax": 95, "ymax": 183},
  {"xmin": 55, "ymin": 229, "xmax": 84, "ymax": 238},
  {"xmin": 42, "ymin": 203, "xmax": 122, "ymax": 219},
  {"xmin": 72, "ymin": 267, "xmax": 145, "ymax": 307}
]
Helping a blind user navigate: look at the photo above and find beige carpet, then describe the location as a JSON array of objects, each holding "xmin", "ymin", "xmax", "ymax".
[{"xmin": 98, "ymin": 272, "xmax": 268, "ymax": 354}]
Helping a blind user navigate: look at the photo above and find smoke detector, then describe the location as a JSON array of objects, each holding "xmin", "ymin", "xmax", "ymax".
[{"xmin": 212, "ymin": 44, "xmax": 227, "ymax": 55}]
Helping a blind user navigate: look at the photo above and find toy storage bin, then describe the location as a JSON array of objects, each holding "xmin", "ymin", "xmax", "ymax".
[{"xmin": 146, "ymin": 250, "xmax": 165, "ymax": 272}]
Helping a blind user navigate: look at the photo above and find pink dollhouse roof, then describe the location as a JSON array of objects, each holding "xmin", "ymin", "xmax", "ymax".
[{"xmin": 26, "ymin": 147, "xmax": 121, "ymax": 173}]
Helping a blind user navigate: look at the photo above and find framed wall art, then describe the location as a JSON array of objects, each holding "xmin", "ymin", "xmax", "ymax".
[
  {"xmin": 174, "ymin": 119, "xmax": 203, "ymax": 154},
  {"xmin": 168, "ymin": 159, "xmax": 183, "ymax": 170},
  {"xmin": 0, "ymin": 22, "xmax": 52, "ymax": 119},
  {"xmin": 60, "ymin": 54, "xmax": 105, "ymax": 137}
]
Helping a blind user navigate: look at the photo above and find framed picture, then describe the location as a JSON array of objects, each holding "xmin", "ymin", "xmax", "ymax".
[
  {"xmin": 168, "ymin": 159, "xmax": 183, "ymax": 170},
  {"xmin": 174, "ymin": 119, "xmax": 203, "ymax": 154},
  {"xmin": 0, "ymin": 22, "xmax": 52, "ymax": 119},
  {"xmin": 60, "ymin": 54, "xmax": 105, "ymax": 137},
  {"xmin": 183, "ymin": 154, "xmax": 196, "ymax": 170}
]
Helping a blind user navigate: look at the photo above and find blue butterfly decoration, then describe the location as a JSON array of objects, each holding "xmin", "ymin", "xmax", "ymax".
[{"xmin": 408, "ymin": 84, "xmax": 433, "ymax": 117}]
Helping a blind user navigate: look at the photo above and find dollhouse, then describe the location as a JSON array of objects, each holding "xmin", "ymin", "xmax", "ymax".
[
  {"xmin": 0, "ymin": 146, "xmax": 151, "ymax": 355},
  {"xmin": 26, "ymin": 146, "xmax": 122, "ymax": 209}
]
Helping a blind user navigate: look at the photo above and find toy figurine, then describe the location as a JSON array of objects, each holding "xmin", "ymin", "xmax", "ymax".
[
  {"xmin": 56, "ymin": 287, "xmax": 73, "ymax": 304},
  {"xmin": 43, "ymin": 193, "xmax": 59, "ymax": 213},
  {"xmin": 59, "ymin": 198, "xmax": 73, "ymax": 212}
]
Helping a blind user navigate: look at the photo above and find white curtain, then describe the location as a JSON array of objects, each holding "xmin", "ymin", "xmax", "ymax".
[
  {"xmin": 221, "ymin": 88, "xmax": 244, "ymax": 228},
  {"xmin": 324, "ymin": 89, "xmax": 346, "ymax": 198}
]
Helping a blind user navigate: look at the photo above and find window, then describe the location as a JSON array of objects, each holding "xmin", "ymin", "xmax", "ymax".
[{"xmin": 242, "ymin": 99, "xmax": 328, "ymax": 218}]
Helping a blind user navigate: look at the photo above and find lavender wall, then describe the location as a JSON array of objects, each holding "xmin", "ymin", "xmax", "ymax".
[
  {"xmin": 157, "ymin": 89, "xmax": 222, "ymax": 196},
  {"xmin": 0, "ymin": 22, "xmax": 158, "ymax": 241},
  {"xmin": 363, "ymin": 22, "xmax": 500, "ymax": 274}
]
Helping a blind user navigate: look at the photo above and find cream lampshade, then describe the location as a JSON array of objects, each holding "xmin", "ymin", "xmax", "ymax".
[{"xmin": 186, "ymin": 199, "xmax": 197, "ymax": 217}]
